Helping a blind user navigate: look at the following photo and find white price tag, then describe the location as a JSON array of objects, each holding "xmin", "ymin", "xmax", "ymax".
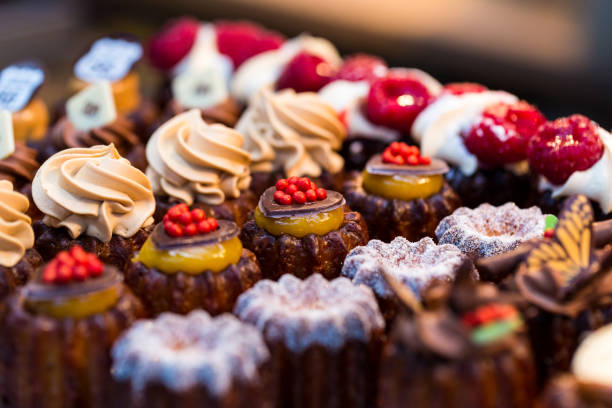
[
  {"xmin": 66, "ymin": 82, "xmax": 117, "ymax": 131},
  {"xmin": 0, "ymin": 110, "xmax": 15, "ymax": 160},
  {"xmin": 0, "ymin": 64, "xmax": 44, "ymax": 113},
  {"xmin": 172, "ymin": 63, "xmax": 228, "ymax": 109},
  {"xmin": 74, "ymin": 38, "xmax": 143, "ymax": 82}
]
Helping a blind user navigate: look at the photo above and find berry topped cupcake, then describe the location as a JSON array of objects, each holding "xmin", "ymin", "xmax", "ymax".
[
  {"xmin": 127, "ymin": 204, "xmax": 261, "ymax": 316},
  {"xmin": 240, "ymin": 176, "xmax": 368, "ymax": 280},
  {"xmin": 412, "ymin": 84, "xmax": 545, "ymax": 207},
  {"xmin": 528, "ymin": 114, "xmax": 612, "ymax": 219},
  {"xmin": 344, "ymin": 142, "xmax": 460, "ymax": 242}
]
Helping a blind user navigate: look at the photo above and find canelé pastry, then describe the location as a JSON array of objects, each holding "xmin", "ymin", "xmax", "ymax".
[
  {"xmin": 379, "ymin": 270, "xmax": 537, "ymax": 408},
  {"xmin": 528, "ymin": 114, "xmax": 612, "ymax": 219},
  {"xmin": 342, "ymin": 236, "xmax": 474, "ymax": 322},
  {"xmin": 344, "ymin": 142, "xmax": 460, "ymax": 242},
  {"xmin": 0, "ymin": 180, "xmax": 42, "ymax": 301},
  {"xmin": 235, "ymin": 87, "xmax": 347, "ymax": 195},
  {"xmin": 240, "ymin": 177, "xmax": 368, "ymax": 280},
  {"xmin": 0, "ymin": 247, "xmax": 145, "ymax": 408},
  {"xmin": 111, "ymin": 310, "xmax": 272, "ymax": 408},
  {"xmin": 146, "ymin": 109, "xmax": 256, "ymax": 225},
  {"xmin": 127, "ymin": 205, "xmax": 261, "ymax": 316},
  {"xmin": 477, "ymin": 195, "xmax": 612, "ymax": 381},
  {"xmin": 540, "ymin": 324, "xmax": 612, "ymax": 408},
  {"xmin": 234, "ymin": 273, "xmax": 385, "ymax": 408},
  {"xmin": 32, "ymin": 144, "xmax": 155, "ymax": 271},
  {"xmin": 0, "ymin": 142, "xmax": 40, "ymax": 220},
  {"xmin": 412, "ymin": 83, "xmax": 545, "ymax": 207},
  {"xmin": 0, "ymin": 62, "xmax": 49, "ymax": 142}
]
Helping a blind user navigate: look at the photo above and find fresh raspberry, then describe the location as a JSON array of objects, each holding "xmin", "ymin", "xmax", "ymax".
[
  {"xmin": 444, "ymin": 82, "xmax": 487, "ymax": 95},
  {"xmin": 148, "ymin": 17, "xmax": 199, "ymax": 71},
  {"xmin": 527, "ymin": 114, "xmax": 604, "ymax": 185},
  {"xmin": 463, "ymin": 101, "xmax": 546, "ymax": 167},
  {"xmin": 366, "ymin": 72, "xmax": 433, "ymax": 132},
  {"xmin": 333, "ymin": 54, "xmax": 387, "ymax": 83},
  {"xmin": 215, "ymin": 21, "xmax": 284, "ymax": 69},
  {"xmin": 276, "ymin": 51, "xmax": 336, "ymax": 93}
]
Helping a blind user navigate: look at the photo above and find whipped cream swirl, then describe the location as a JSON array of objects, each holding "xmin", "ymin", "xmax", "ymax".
[{"xmin": 0, "ymin": 180, "xmax": 34, "ymax": 267}]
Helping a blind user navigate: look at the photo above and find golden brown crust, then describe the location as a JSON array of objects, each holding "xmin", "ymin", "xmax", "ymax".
[
  {"xmin": 343, "ymin": 171, "xmax": 461, "ymax": 242},
  {"xmin": 0, "ymin": 286, "xmax": 145, "ymax": 408},
  {"xmin": 239, "ymin": 207, "xmax": 369, "ymax": 280},
  {"xmin": 125, "ymin": 249, "xmax": 262, "ymax": 316}
]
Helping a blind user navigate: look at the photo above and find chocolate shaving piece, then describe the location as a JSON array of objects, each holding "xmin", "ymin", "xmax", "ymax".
[
  {"xmin": 365, "ymin": 154, "xmax": 449, "ymax": 176},
  {"xmin": 151, "ymin": 219, "xmax": 239, "ymax": 250},
  {"xmin": 417, "ymin": 311, "xmax": 472, "ymax": 359},
  {"xmin": 23, "ymin": 265, "xmax": 122, "ymax": 303},
  {"xmin": 258, "ymin": 186, "xmax": 345, "ymax": 218}
]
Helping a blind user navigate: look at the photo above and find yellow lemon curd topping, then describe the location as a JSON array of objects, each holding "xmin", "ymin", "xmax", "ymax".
[
  {"xmin": 254, "ymin": 205, "xmax": 344, "ymax": 238},
  {"xmin": 362, "ymin": 170, "xmax": 443, "ymax": 201},
  {"xmin": 25, "ymin": 285, "xmax": 120, "ymax": 319}
]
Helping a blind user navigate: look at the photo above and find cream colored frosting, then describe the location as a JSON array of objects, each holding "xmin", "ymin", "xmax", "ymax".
[
  {"xmin": 230, "ymin": 35, "xmax": 342, "ymax": 104},
  {"xmin": 32, "ymin": 144, "xmax": 154, "ymax": 242},
  {"xmin": 572, "ymin": 323, "xmax": 612, "ymax": 386},
  {"xmin": 0, "ymin": 180, "xmax": 33, "ymax": 267},
  {"xmin": 539, "ymin": 127, "xmax": 612, "ymax": 214},
  {"xmin": 235, "ymin": 87, "xmax": 345, "ymax": 177},
  {"xmin": 147, "ymin": 109, "xmax": 251, "ymax": 205}
]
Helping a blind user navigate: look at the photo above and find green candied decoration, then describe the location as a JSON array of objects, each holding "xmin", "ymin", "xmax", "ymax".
[
  {"xmin": 545, "ymin": 214, "xmax": 559, "ymax": 231},
  {"xmin": 470, "ymin": 317, "xmax": 523, "ymax": 345}
]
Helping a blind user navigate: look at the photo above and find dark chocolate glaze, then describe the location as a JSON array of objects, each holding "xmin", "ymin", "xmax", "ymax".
[
  {"xmin": 365, "ymin": 154, "xmax": 449, "ymax": 176},
  {"xmin": 0, "ymin": 142, "xmax": 40, "ymax": 189},
  {"xmin": 151, "ymin": 220, "xmax": 239, "ymax": 250},
  {"xmin": 258, "ymin": 186, "xmax": 345, "ymax": 218}
]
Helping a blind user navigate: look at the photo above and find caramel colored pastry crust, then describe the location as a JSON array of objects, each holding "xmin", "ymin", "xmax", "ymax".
[
  {"xmin": 0, "ymin": 286, "xmax": 144, "ymax": 408},
  {"xmin": 33, "ymin": 221, "xmax": 152, "ymax": 272},
  {"xmin": 344, "ymin": 171, "xmax": 460, "ymax": 242},
  {"xmin": 12, "ymin": 97, "xmax": 49, "ymax": 142},
  {"xmin": 240, "ymin": 207, "xmax": 368, "ymax": 280},
  {"xmin": 249, "ymin": 170, "xmax": 346, "ymax": 198},
  {"xmin": 126, "ymin": 249, "xmax": 262, "ymax": 316},
  {"xmin": 165, "ymin": 97, "xmax": 242, "ymax": 128},
  {"xmin": 0, "ymin": 249, "xmax": 42, "ymax": 302}
]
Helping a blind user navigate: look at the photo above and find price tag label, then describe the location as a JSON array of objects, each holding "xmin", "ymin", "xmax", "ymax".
[
  {"xmin": 74, "ymin": 38, "xmax": 142, "ymax": 82},
  {"xmin": 66, "ymin": 82, "xmax": 117, "ymax": 131},
  {"xmin": 0, "ymin": 110, "xmax": 15, "ymax": 160},
  {"xmin": 172, "ymin": 62, "xmax": 228, "ymax": 110},
  {"xmin": 0, "ymin": 63, "xmax": 44, "ymax": 113}
]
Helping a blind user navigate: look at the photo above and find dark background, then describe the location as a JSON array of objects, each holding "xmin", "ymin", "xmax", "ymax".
[{"xmin": 1, "ymin": 0, "xmax": 610, "ymax": 127}]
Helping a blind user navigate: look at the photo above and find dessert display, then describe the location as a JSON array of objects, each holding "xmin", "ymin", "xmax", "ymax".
[
  {"xmin": 0, "ymin": 247, "xmax": 145, "ymax": 407},
  {"xmin": 344, "ymin": 142, "xmax": 461, "ymax": 241},
  {"xmin": 233, "ymin": 273, "xmax": 385, "ymax": 408},
  {"xmin": 0, "ymin": 180, "xmax": 42, "ymax": 301},
  {"xmin": 379, "ymin": 271, "xmax": 537, "ymax": 408},
  {"xmin": 342, "ymin": 236, "xmax": 474, "ymax": 321},
  {"xmin": 528, "ymin": 114, "xmax": 612, "ymax": 219},
  {"xmin": 127, "ymin": 204, "xmax": 261, "ymax": 316},
  {"xmin": 235, "ymin": 86, "xmax": 347, "ymax": 195},
  {"xmin": 146, "ymin": 109, "xmax": 256, "ymax": 225},
  {"xmin": 111, "ymin": 310, "xmax": 272, "ymax": 408},
  {"xmin": 240, "ymin": 177, "xmax": 368, "ymax": 279},
  {"xmin": 0, "ymin": 62, "xmax": 49, "ymax": 142},
  {"xmin": 32, "ymin": 144, "xmax": 155, "ymax": 270},
  {"xmin": 412, "ymin": 84, "xmax": 545, "ymax": 207}
]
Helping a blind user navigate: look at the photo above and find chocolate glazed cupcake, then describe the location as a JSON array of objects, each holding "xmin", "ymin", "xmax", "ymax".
[
  {"xmin": 344, "ymin": 145, "xmax": 460, "ymax": 242},
  {"xmin": 234, "ymin": 274, "xmax": 385, "ymax": 408},
  {"xmin": 0, "ymin": 248, "xmax": 145, "ymax": 408},
  {"xmin": 0, "ymin": 142, "xmax": 40, "ymax": 219},
  {"xmin": 240, "ymin": 180, "xmax": 368, "ymax": 280},
  {"xmin": 127, "ymin": 208, "xmax": 261, "ymax": 316},
  {"xmin": 379, "ymin": 271, "xmax": 537, "ymax": 408}
]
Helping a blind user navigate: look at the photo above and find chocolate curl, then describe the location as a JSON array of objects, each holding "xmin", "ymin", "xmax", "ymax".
[{"xmin": 382, "ymin": 268, "xmax": 422, "ymax": 314}]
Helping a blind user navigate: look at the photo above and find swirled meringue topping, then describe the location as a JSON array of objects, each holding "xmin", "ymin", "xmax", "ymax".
[
  {"xmin": 235, "ymin": 87, "xmax": 345, "ymax": 178},
  {"xmin": 32, "ymin": 144, "xmax": 155, "ymax": 242},
  {"xmin": 0, "ymin": 180, "xmax": 33, "ymax": 267},
  {"xmin": 146, "ymin": 109, "xmax": 251, "ymax": 205}
]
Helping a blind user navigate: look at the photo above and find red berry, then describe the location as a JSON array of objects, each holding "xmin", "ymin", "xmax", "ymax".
[
  {"xmin": 295, "ymin": 177, "xmax": 311, "ymax": 192},
  {"xmin": 279, "ymin": 194, "xmax": 293, "ymax": 205},
  {"xmin": 418, "ymin": 156, "xmax": 431, "ymax": 165},
  {"xmin": 184, "ymin": 223, "xmax": 198, "ymax": 236},
  {"xmin": 208, "ymin": 218, "xmax": 218, "ymax": 230},
  {"xmin": 177, "ymin": 211, "xmax": 193, "ymax": 226},
  {"xmin": 275, "ymin": 178, "xmax": 289, "ymax": 191},
  {"xmin": 42, "ymin": 267, "xmax": 57, "ymax": 284},
  {"xmin": 86, "ymin": 254, "xmax": 104, "ymax": 276},
  {"xmin": 165, "ymin": 222, "xmax": 184, "ymax": 237},
  {"xmin": 176, "ymin": 204, "xmax": 189, "ymax": 213},
  {"xmin": 198, "ymin": 220, "xmax": 212, "ymax": 234},
  {"xmin": 464, "ymin": 101, "xmax": 546, "ymax": 167},
  {"xmin": 72, "ymin": 265, "xmax": 88, "ymax": 281},
  {"xmin": 167, "ymin": 204, "xmax": 187, "ymax": 222},
  {"xmin": 69, "ymin": 246, "xmax": 87, "ymax": 263},
  {"xmin": 215, "ymin": 21, "xmax": 284, "ymax": 69},
  {"xmin": 276, "ymin": 51, "xmax": 335, "ymax": 93},
  {"xmin": 56, "ymin": 251, "xmax": 74, "ymax": 267},
  {"xmin": 305, "ymin": 189, "xmax": 318, "ymax": 202},
  {"xmin": 292, "ymin": 191, "xmax": 307, "ymax": 204},
  {"xmin": 190, "ymin": 208, "xmax": 206, "ymax": 223},
  {"xmin": 284, "ymin": 184, "xmax": 298, "ymax": 195},
  {"xmin": 273, "ymin": 190, "xmax": 286, "ymax": 203},
  {"xmin": 443, "ymin": 82, "xmax": 487, "ymax": 96},
  {"xmin": 309, "ymin": 180, "xmax": 317, "ymax": 190},
  {"xmin": 333, "ymin": 54, "xmax": 387, "ymax": 83},
  {"xmin": 527, "ymin": 114, "xmax": 603, "ymax": 185},
  {"xmin": 148, "ymin": 17, "xmax": 199, "ymax": 71},
  {"xmin": 316, "ymin": 188, "xmax": 327, "ymax": 200},
  {"xmin": 287, "ymin": 176, "xmax": 299, "ymax": 185},
  {"xmin": 544, "ymin": 228, "xmax": 555, "ymax": 238},
  {"xmin": 407, "ymin": 155, "xmax": 418, "ymax": 165},
  {"xmin": 382, "ymin": 150, "xmax": 395, "ymax": 164},
  {"xmin": 389, "ymin": 142, "xmax": 401, "ymax": 155},
  {"xmin": 57, "ymin": 265, "xmax": 72, "ymax": 283}
]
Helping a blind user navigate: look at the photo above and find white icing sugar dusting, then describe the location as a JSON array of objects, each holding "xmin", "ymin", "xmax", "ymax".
[
  {"xmin": 342, "ymin": 237, "xmax": 467, "ymax": 299},
  {"xmin": 436, "ymin": 202, "xmax": 545, "ymax": 260},
  {"xmin": 572, "ymin": 324, "xmax": 612, "ymax": 386},
  {"xmin": 344, "ymin": 98, "xmax": 401, "ymax": 142},
  {"xmin": 233, "ymin": 274, "xmax": 384, "ymax": 352},
  {"xmin": 111, "ymin": 311, "xmax": 269, "ymax": 396}
]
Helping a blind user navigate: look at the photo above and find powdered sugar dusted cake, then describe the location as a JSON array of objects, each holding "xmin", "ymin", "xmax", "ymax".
[
  {"xmin": 233, "ymin": 273, "xmax": 384, "ymax": 352},
  {"xmin": 342, "ymin": 237, "xmax": 469, "ymax": 300},
  {"xmin": 436, "ymin": 202, "xmax": 545, "ymax": 260},
  {"xmin": 111, "ymin": 310, "xmax": 269, "ymax": 396}
]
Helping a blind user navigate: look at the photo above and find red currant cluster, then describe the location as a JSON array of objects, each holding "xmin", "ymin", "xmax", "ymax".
[
  {"xmin": 163, "ymin": 204, "xmax": 219, "ymax": 237},
  {"xmin": 461, "ymin": 303, "xmax": 517, "ymax": 328},
  {"xmin": 273, "ymin": 177, "xmax": 327, "ymax": 205},
  {"xmin": 382, "ymin": 142, "xmax": 431, "ymax": 166},
  {"xmin": 42, "ymin": 246, "xmax": 104, "ymax": 284}
]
